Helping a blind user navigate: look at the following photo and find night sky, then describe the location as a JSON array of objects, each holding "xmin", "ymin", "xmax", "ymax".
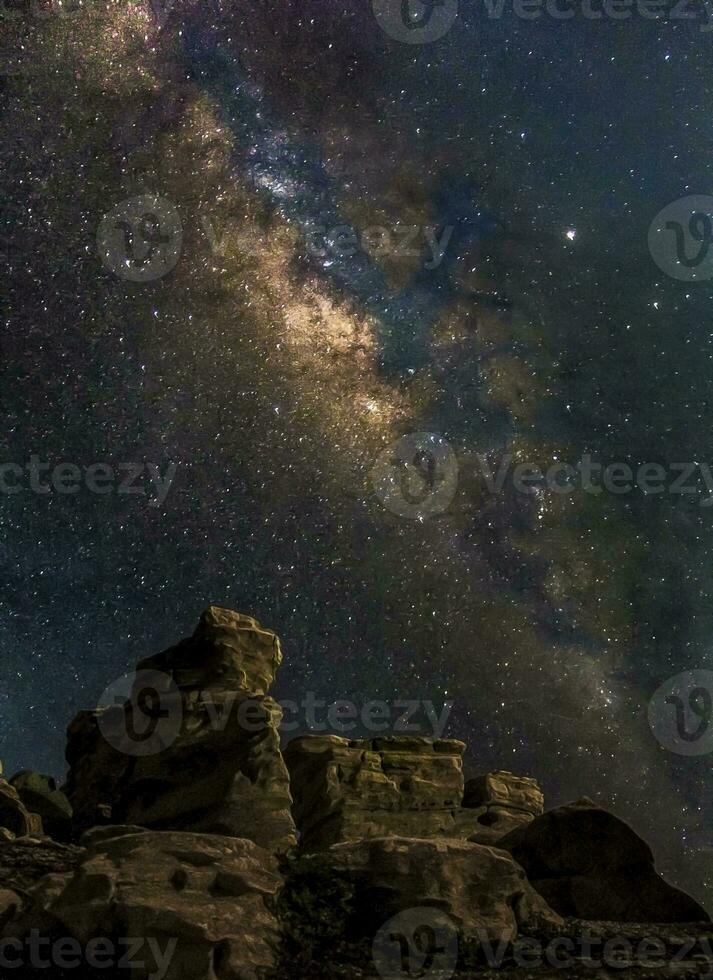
[{"xmin": 2, "ymin": 0, "xmax": 713, "ymax": 907}]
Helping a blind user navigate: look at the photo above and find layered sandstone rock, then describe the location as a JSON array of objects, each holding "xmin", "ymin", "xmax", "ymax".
[
  {"xmin": 0, "ymin": 837, "xmax": 83, "ymax": 894},
  {"xmin": 500, "ymin": 798, "xmax": 710, "ymax": 923},
  {"xmin": 285, "ymin": 836, "xmax": 563, "ymax": 948},
  {"xmin": 464, "ymin": 771, "xmax": 544, "ymax": 815},
  {"xmin": 465, "ymin": 770, "xmax": 544, "ymax": 846},
  {"xmin": 64, "ymin": 607, "xmax": 296, "ymax": 852},
  {"xmin": 138, "ymin": 605, "xmax": 283, "ymax": 696},
  {"xmin": 2, "ymin": 606, "xmax": 711, "ymax": 980},
  {"xmin": 0, "ymin": 778, "xmax": 43, "ymax": 840},
  {"xmin": 7, "ymin": 828, "xmax": 282, "ymax": 980},
  {"xmin": 284, "ymin": 734, "xmax": 485, "ymax": 851},
  {"xmin": 9, "ymin": 772, "xmax": 73, "ymax": 842}
]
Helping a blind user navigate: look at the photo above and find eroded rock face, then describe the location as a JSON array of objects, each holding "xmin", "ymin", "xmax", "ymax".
[
  {"xmin": 464, "ymin": 771, "xmax": 544, "ymax": 815},
  {"xmin": 63, "ymin": 709, "xmax": 122, "ymax": 836},
  {"xmin": 0, "ymin": 889, "xmax": 21, "ymax": 932},
  {"xmin": 64, "ymin": 607, "xmax": 296, "ymax": 853},
  {"xmin": 10, "ymin": 772, "xmax": 73, "ymax": 842},
  {"xmin": 3, "ymin": 606, "xmax": 710, "ymax": 980},
  {"xmin": 465, "ymin": 771, "xmax": 543, "ymax": 846},
  {"xmin": 111, "ymin": 692, "xmax": 293, "ymax": 851},
  {"xmin": 0, "ymin": 837, "xmax": 84, "ymax": 895},
  {"xmin": 284, "ymin": 734, "xmax": 482, "ymax": 851},
  {"xmin": 500, "ymin": 798, "xmax": 710, "ymax": 923},
  {"xmin": 7, "ymin": 828, "xmax": 282, "ymax": 980},
  {"xmin": 287, "ymin": 836, "xmax": 563, "ymax": 948},
  {"xmin": 0, "ymin": 779, "xmax": 43, "ymax": 840},
  {"xmin": 138, "ymin": 606, "xmax": 283, "ymax": 697}
]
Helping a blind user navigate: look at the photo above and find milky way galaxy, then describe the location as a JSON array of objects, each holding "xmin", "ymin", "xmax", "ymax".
[{"xmin": 2, "ymin": 0, "xmax": 713, "ymax": 907}]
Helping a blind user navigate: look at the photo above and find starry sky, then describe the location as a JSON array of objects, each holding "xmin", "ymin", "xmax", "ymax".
[{"xmin": 2, "ymin": 0, "xmax": 713, "ymax": 906}]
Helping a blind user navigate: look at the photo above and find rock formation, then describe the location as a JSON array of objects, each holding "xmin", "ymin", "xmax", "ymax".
[
  {"xmin": 64, "ymin": 606, "xmax": 296, "ymax": 853},
  {"xmin": 284, "ymin": 738, "xmax": 545, "ymax": 852},
  {"xmin": 0, "ymin": 607, "xmax": 709, "ymax": 980},
  {"xmin": 500, "ymin": 797, "xmax": 710, "ymax": 923},
  {"xmin": 295, "ymin": 836, "xmax": 563, "ymax": 942},
  {"xmin": 9, "ymin": 772, "xmax": 72, "ymax": 843},
  {"xmin": 284, "ymin": 733, "xmax": 484, "ymax": 850},
  {"xmin": 0, "ymin": 774, "xmax": 43, "ymax": 840},
  {"xmin": 7, "ymin": 827, "xmax": 282, "ymax": 980},
  {"xmin": 0, "ymin": 837, "xmax": 83, "ymax": 895},
  {"xmin": 464, "ymin": 770, "xmax": 543, "ymax": 845}
]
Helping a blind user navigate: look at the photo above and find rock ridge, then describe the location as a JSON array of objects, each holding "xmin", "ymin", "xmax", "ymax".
[{"xmin": 0, "ymin": 607, "xmax": 708, "ymax": 979}]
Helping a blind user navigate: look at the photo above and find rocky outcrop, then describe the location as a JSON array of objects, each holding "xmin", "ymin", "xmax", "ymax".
[
  {"xmin": 0, "ymin": 837, "xmax": 83, "ymax": 895},
  {"xmin": 0, "ymin": 778, "xmax": 43, "ymax": 840},
  {"xmin": 275, "ymin": 836, "xmax": 565, "ymax": 978},
  {"xmin": 64, "ymin": 607, "xmax": 296, "ymax": 853},
  {"xmin": 500, "ymin": 798, "xmax": 710, "ymax": 923},
  {"xmin": 284, "ymin": 734, "xmax": 482, "ymax": 851},
  {"xmin": 6, "ymin": 827, "xmax": 282, "ymax": 980},
  {"xmin": 9, "ymin": 772, "xmax": 72, "ymax": 843},
  {"xmin": 138, "ymin": 605, "xmax": 283, "ymax": 696},
  {"xmin": 312, "ymin": 836, "xmax": 562, "ymax": 941},
  {"xmin": 0, "ymin": 605, "xmax": 710, "ymax": 980},
  {"xmin": 465, "ymin": 770, "xmax": 544, "ymax": 846},
  {"xmin": 464, "ymin": 770, "xmax": 544, "ymax": 815},
  {"xmin": 463, "ymin": 770, "xmax": 544, "ymax": 845}
]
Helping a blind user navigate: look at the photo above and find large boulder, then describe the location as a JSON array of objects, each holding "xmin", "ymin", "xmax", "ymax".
[
  {"xmin": 464, "ymin": 771, "xmax": 543, "ymax": 846},
  {"xmin": 64, "ymin": 608, "xmax": 296, "ymax": 853},
  {"xmin": 95, "ymin": 691, "xmax": 294, "ymax": 851},
  {"xmin": 138, "ymin": 606, "xmax": 283, "ymax": 696},
  {"xmin": 8, "ymin": 828, "xmax": 283, "ymax": 980},
  {"xmin": 280, "ymin": 836, "xmax": 562, "ymax": 951},
  {"xmin": 9, "ymin": 772, "xmax": 73, "ymax": 842},
  {"xmin": 284, "ymin": 734, "xmax": 480, "ymax": 851},
  {"xmin": 0, "ymin": 779, "xmax": 43, "ymax": 839},
  {"xmin": 500, "ymin": 798, "xmax": 710, "ymax": 923},
  {"xmin": 464, "ymin": 770, "xmax": 544, "ymax": 814}
]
